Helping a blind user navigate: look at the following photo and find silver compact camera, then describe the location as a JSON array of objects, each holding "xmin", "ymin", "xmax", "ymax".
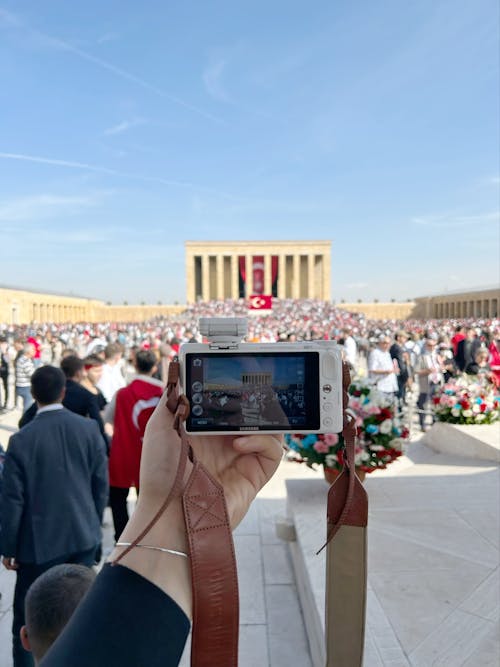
[{"xmin": 179, "ymin": 317, "xmax": 342, "ymax": 435}]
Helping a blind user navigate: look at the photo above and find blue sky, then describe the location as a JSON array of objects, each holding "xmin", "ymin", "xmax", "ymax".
[{"xmin": 0, "ymin": 0, "xmax": 498, "ymax": 304}]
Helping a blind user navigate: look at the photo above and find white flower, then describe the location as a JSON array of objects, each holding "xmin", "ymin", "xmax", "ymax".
[
  {"xmin": 390, "ymin": 437, "xmax": 405, "ymax": 451},
  {"xmin": 325, "ymin": 454, "xmax": 338, "ymax": 467},
  {"xmin": 379, "ymin": 419, "xmax": 393, "ymax": 434},
  {"xmin": 462, "ymin": 409, "xmax": 473, "ymax": 418},
  {"xmin": 475, "ymin": 414, "xmax": 486, "ymax": 422},
  {"xmin": 451, "ymin": 408, "xmax": 461, "ymax": 417},
  {"xmin": 472, "ymin": 404, "xmax": 481, "ymax": 414}
]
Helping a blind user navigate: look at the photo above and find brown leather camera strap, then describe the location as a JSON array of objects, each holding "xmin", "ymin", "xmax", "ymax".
[
  {"xmin": 183, "ymin": 458, "xmax": 239, "ymax": 667},
  {"xmin": 322, "ymin": 362, "xmax": 368, "ymax": 667},
  {"xmin": 114, "ymin": 360, "xmax": 239, "ymax": 667}
]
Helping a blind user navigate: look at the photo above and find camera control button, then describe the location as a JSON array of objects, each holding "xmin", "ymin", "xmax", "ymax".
[
  {"xmin": 322, "ymin": 353, "xmax": 336, "ymax": 379},
  {"xmin": 323, "ymin": 416, "xmax": 333, "ymax": 427},
  {"xmin": 323, "ymin": 402, "xmax": 334, "ymax": 412},
  {"xmin": 322, "ymin": 383, "xmax": 332, "ymax": 393}
]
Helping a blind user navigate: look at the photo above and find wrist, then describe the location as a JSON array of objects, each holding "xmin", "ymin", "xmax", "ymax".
[
  {"xmin": 108, "ymin": 498, "xmax": 192, "ymax": 618},
  {"xmin": 123, "ymin": 498, "xmax": 188, "ymax": 554}
]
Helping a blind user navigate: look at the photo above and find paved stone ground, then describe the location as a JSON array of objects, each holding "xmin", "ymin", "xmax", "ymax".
[{"xmin": 1, "ymin": 403, "xmax": 499, "ymax": 666}]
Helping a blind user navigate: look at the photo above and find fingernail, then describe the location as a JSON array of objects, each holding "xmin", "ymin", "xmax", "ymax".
[{"xmin": 235, "ymin": 437, "xmax": 249, "ymax": 445}]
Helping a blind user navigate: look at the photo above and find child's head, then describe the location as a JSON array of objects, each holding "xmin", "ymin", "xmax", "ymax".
[{"xmin": 21, "ymin": 564, "xmax": 95, "ymax": 664}]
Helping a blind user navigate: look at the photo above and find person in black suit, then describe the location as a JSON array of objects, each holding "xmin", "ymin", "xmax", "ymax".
[
  {"xmin": 18, "ymin": 356, "xmax": 107, "ymax": 449},
  {"xmin": 0, "ymin": 365, "xmax": 108, "ymax": 667},
  {"xmin": 390, "ymin": 330, "xmax": 410, "ymax": 405},
  {"xmin": 454, "ymin": 327, "xmax": 480, "ymax": 372}
]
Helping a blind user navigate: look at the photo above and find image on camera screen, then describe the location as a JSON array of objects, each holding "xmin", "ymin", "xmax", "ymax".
[{"xmin": 186, "ymin": 352, "xmax": 320, "ymax": 431}]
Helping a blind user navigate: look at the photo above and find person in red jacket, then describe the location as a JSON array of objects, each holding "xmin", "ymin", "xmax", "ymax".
[
  {"xmin": 489, "ymin": 332, "xmax": 500, "ymax": 388},
  {"xmin": 104, "ymin": 350, "xmax": 164, "ymax": 542}
]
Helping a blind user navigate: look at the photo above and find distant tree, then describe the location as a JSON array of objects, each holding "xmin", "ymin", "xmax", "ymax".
[
  {"xmin": 374, "ymin": 298, "xmax": 379, "ymax": 303},
  {"xmin": 391, "ymin": 298, "xmax": 395, "ymax": 303},
  {"xmin": 357, "ymin": 298, "xmax": 362, "ymax": 303},
  {"xmin": 123, "ymin": 300, "xmax": 128, "ymax": 306},
  {"xmin": 157, "ymin": 300, "xmax": 163, "ymax": 305},
  {"xmin": 340, "ymin": 299, "xmax": 345, "ymax": 303},
  {"xmin": 174, "ymin": 300, "xmax": 179, "ymax": 305},
  {"xmin": 106, "ymin": 301, "xmax": 111, "ymax": 306},
  {"xmin": 140, "ymin": 301, "xmax": 146, "ymax": 306}
]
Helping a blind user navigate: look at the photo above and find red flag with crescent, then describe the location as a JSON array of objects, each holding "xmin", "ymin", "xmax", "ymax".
[{"xmin": 248, "ymin": 295, "xmax": 272, "ymax": 310}]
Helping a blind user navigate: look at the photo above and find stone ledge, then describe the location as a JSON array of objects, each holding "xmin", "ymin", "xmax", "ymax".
[
  {"xmin": 422, "ymin": 422, "xmax": 500, "ymax": 463},
  {"xmin": 285, "ymin": 478, "xmax": 328, "ymax": 667},
  {"xmin": 284, "ymin": 478, "xmax": 405, "ymax": 667}
]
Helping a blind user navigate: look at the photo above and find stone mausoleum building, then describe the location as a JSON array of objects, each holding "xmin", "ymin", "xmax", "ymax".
[{"xmin": 185, "ymin": 240, "xmax": 331, "ymax": 303}]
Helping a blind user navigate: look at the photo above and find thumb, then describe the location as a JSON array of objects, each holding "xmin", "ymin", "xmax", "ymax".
[{"xmin": 233, "ymin": 434, "xmax": 284, "ymax": 463}]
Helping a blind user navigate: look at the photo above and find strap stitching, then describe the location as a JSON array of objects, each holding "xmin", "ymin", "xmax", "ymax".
[{"xmin": 185, "ymin": 495, "xmax": 226, "ymax": 529}]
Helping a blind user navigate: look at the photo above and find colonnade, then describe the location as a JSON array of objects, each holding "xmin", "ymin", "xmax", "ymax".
[
  {"xmin": 412, "ymin": 288, "xmax": 500, "ymax": 319},
  {"xmin": 31, "ymin": 303, "xmax": 87, "ymax": 322},
  {"xmin": 431, "ymin": 298, "xmax": 498, "ymax": 319},
  {"xmin": 185, "ymin": 241, "xmax": 331, "ymax": 303}
]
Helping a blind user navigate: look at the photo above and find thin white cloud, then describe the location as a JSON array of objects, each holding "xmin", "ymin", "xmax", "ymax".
[
  {"xmin": 0, "ymin": 193, "xmax": 99, "ymax": 221},
  {"xmin": 0, "ymin": 8, "xmax": 223, "ymax": 124},
  {"xmin": 411, "ymin": 211, "xmax": 499, "ymax": 228},
  {"xmin": 103, "ymin": 118, "xmax": 146, "ymax": 136},
  {"xmin": 203, "ymin": 58, "xmax": 231, "ymax": 102},
  {"xmin": 0, "ymin": 151, "xmax": 241, "ymax": 200},
  {"xmin": 488, "ymin": 175, "xmax": 500, "ymax": 186},
  {"xmin": 97, "ymin": 32, "xmax": 118, "ymax": 44}
]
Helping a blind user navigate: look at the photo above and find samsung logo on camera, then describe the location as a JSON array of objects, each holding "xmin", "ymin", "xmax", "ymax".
[{"xmin": 240, "ymin": 427, "xmax": 259, "ymax": 431}]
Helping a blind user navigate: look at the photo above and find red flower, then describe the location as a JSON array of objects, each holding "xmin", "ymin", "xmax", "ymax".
[
  {"xmin": 480, "ymin": 404, "xmax": 487, "ymax": 412},
  {"xmin": 432, "ymin": 396, "xmax": 441, "ymax": 405},
  {"xmin": 460, "ymin": 400, "xmax": 470, "ymax": 410}
]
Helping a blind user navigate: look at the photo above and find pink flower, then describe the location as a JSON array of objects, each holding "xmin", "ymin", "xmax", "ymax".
[
  {"xmin": 313, "ymin": 441, "xmax": 330, "ymax": 453},
  {"xmin": 323, "ymin": 433, "xmax": 339, "ymax": 446}
]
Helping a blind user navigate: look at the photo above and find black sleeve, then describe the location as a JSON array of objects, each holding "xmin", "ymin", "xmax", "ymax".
[
  {"xmin": 40, "ymin": 564, "xmax": 190, "ymax": 667},
  {"xmin": 88, "ymin": 422, "xmax": 109, "ymax": 521},
  {"xmin": 87, "ymin": 393, "xmax": 107, "ymax": 439},
  {"xmin": 18, "ymin": 402, "xmax": 37, "ymax": 428}
]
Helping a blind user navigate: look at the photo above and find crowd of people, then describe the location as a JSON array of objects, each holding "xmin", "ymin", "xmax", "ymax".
[
  {"xmin": 1, "ymin": 298, "xmax": 498, "ymax": 416},
  {"xmin": 0, "ymin": 298, "xmax": 499, "ymax": 665}
]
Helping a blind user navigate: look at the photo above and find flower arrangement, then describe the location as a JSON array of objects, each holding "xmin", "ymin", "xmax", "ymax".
[
  {"xmin": 285, "ymin": 379, "xmax": 408, "ymax": 474},
  {"xmin": 433, "ymin": 377, "xmax": 499, "ymax": 425}
]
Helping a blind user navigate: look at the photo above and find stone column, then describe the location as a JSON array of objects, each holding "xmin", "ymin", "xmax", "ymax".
[
  {"xmin": 264, "ymin": 254, "xmax": 272, "ymax": 295},
  {"xmin": 231, "ymin": 255, "xmax": 239, "ymax": 299},
  {"xmin": 322, "ymin": 252, "xmax": 331, "ymax": 301},
  {"xmin": 278, "ymin": 254, "xmax": 286, "ymax": 298},
  {"xmin": 216, "ymin": 254, "xmax": 224, "ymax": 300},
  {"xmin": 201, "ymin": 254, "xmax": 210, "ymax": 301},
  {"xmin": 245, "ymin": 253, "xmax": 254, "ymax": 296},
  {"xmin": 292, "ymin": 254, "xmax": 300, "ymax": 298},
  {"xmin": 308, "ymin": 255, "xmax": 314, "ymax": 299}
]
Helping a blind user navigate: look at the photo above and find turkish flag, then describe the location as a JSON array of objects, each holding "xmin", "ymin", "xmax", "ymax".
[{"xmin": 248, "ymin": 295, "xmax": 272, "ymax": 310}]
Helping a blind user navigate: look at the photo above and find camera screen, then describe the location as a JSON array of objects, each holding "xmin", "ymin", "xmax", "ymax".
[{"xmin": 185, "ymin": 352, "xmax": 320, "ymax": 432}]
